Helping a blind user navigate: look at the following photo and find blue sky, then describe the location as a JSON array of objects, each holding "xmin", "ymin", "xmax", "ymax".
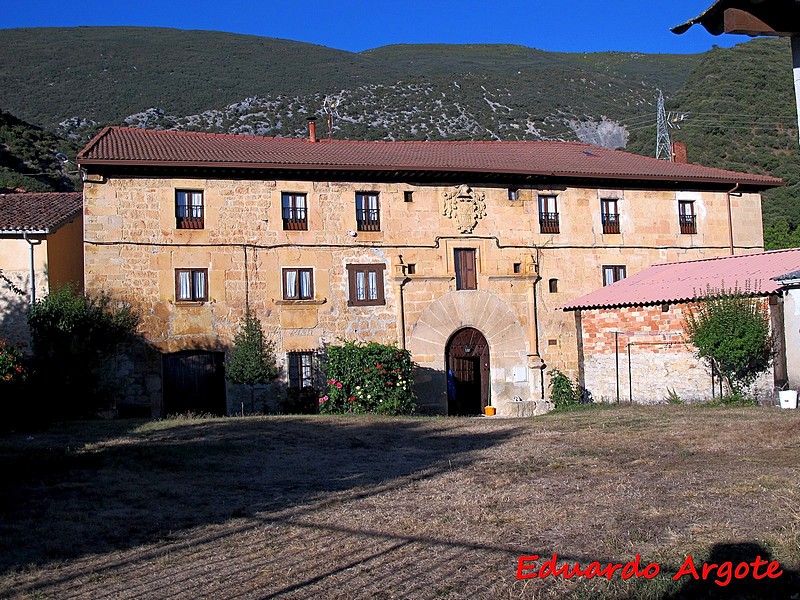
[{"xmin": 0, "ymin": 0, "xmax": 749, "ymax": 54}]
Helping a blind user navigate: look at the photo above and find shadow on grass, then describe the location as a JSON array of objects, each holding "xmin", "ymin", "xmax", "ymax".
[
  {"xmin": 0, "ymin": 415, "xmax": 521, "ymax": 575},
  {"xmin": 659, "ymin": 541, "xmax": 800, "ymax": 600}
]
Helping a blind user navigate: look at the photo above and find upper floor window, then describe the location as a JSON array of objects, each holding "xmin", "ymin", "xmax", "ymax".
[
  {"xmin": 356, "ymin": 192, "xmax": 380, "ymax": 231},
  {"xmin": 508, "ymin": 188, "xmax": 520, "ymax": 201},
  {"xmin": 175, "ymin": 268, "xmax": 208, "ymax": 302},
  {"xmin": 602, "ymin": 265, "xmax": 627, "ymax": 287},
  {"xmin": 176, "ymin": 190, "xmax": 204, "ymax": 229},
  {"xmin": 282, "ymin": 193, "xmax": 308, "ymax": 230},
  {"xmin": 282, "ymin": 268, "xmax": 314, "ymax": 300},
  {"xmin": 287, "ymin": 351, "xmax": 315, "ymax": 389},
  {"xmin": 346, "ymin": 264, "xmax": 386, "ymax": 306},
  {"xmin": 454, "ymin": 248, "xmax": 478, "ymax": 290},
  {"xmin": 538, "ymin": 195, "xmax": 559, "ymax": 234},
  {"xmin": 601, "ymin": 199, "xmax": 620, "ymax": 234},
  {"xmin": 679, "ymin": 200, "xmax": 697, "ymax": 234}
]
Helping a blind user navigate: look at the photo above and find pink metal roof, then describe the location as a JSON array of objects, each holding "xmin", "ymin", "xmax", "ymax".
[
  {"xmin": 76, "ymin": 127, "xmax": 785, "ymax": 189},
  {"xmin": 562, "ymin": 248, "xmax": 800, "ymax": 310},
  {"xmin": 0, "ymin": 192, "xmax": 82, "ymax": 234}
]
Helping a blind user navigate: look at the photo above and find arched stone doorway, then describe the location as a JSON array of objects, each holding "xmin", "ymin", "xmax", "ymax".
[{"xmin": 446, "ymin": 327, "xmax": 490, "ymax": 415}]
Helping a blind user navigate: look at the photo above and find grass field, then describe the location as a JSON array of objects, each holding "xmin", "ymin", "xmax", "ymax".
[{"xmin": 1, "ymin": 404, "xmax": 798, "ymax": 599}]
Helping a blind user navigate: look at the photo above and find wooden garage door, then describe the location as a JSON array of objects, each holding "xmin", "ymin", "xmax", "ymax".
[{"xmin": 162, "ymin": 351, "xmax": 226, "ymax": 416}]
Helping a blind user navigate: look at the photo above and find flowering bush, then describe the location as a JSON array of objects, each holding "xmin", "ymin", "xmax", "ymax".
[
  {"xmin": 319, "ymin": 341, "xmax": 416, "ymax": 415},
  {"xmin": 0, "ymin": 339, "xmax": 27, "ymax": 384}
]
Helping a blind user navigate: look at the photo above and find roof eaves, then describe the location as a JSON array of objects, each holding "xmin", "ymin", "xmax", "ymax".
[
  {"xmin": 0, "ymin": 228, "xmax": 50, "ymax": 236},
  {"xmin": 563, "ymin": 290, "xmax": 773, "ymax": 312},
  {"xmin": 75, "ymin": 158, "xmax": 785, "ymax": 188}
]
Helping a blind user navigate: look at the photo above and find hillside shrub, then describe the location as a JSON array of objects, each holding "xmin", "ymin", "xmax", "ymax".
[{"xmin": 319, "ymin": 341, "xmax": 416, "ymax": 415}]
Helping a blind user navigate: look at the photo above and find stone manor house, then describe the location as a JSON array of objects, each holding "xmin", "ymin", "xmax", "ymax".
[{"xmin": 74, "ymin": 124, "xmax": 783, "ymax": 417}]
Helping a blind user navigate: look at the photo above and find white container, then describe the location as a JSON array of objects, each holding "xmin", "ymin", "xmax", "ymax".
[{"xmin": 778, "ymin": 390, "xmax": 798, "ymax": 409}]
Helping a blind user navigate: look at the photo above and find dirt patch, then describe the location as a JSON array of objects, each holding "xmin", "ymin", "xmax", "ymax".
[{"xmin": 1, "ymin": 405, "xmax": 798, "ymax": 598}]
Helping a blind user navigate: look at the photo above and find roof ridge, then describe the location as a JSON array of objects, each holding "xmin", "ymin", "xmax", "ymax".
[
  {"xmin": 104, "ymin": 127, "xmax": 606, "ymax": 147},
  {"xmin": 652, "ymin": 247, "xmax": 800, "ymax": 269}
]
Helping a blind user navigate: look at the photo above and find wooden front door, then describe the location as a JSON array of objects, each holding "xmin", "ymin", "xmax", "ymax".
[
  {"xmin": 162, "ymin": 351, "xmax": 227, "ymax": 416},
  {"xmin": 446, "ymin": 328, "xmax": 490, "ymax": 415}
]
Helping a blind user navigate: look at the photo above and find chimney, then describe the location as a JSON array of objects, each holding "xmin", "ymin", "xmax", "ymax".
[
  {"xmin": 671, "ymin": 141, "xmax": 688, "ymax": 164},
  {"xmin": 307, "ymin": 117, "xmax": 317, "ymax": 143}
]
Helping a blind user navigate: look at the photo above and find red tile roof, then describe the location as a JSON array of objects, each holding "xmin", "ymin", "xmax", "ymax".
[
  {"xmin": 562, "ymin": 248, "xmax": 800, "ymax": 310},
  {"xmin": 76, "ymin": 127, "xmax": 785, "ymax": 189},
  {"xmin": 0, "ymin": 192, "xmax": 83, "ymax": 234}
]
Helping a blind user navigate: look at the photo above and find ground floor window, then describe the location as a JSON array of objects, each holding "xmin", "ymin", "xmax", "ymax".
[{"xmin": 287, "ymin": 351, "xmax": 315, "ymax": 389}]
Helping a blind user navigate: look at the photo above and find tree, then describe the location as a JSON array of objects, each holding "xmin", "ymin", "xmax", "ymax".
[
  {"xmin": 764, "ymin": 219, "xmax": 800, "ymax": 250},
  {"xmin": 683, "ymin": 286, "xmax": 773, "ymax": 400},
  {"xmin": 224, "ymin": 311, "xmax": 279, "ymax": 412},
  {"xmin": 27, "ymin": 284, "xmax": 140, "ymax": 417}
]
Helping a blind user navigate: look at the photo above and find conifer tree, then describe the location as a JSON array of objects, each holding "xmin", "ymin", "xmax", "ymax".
[{"xmin": 225, "ymin": 311, "xmax": 279, "ymax": 412}]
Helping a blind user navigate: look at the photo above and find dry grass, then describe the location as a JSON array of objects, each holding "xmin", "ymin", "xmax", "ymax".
[{"xmin": 0, "ymin": 404, "xmax": 798, "ymax": 599}]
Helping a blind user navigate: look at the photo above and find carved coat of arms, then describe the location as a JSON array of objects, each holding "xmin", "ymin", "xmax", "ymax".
[{"xmin": 442, "ymin": 184, "xmax": 486, "ymax": 234}]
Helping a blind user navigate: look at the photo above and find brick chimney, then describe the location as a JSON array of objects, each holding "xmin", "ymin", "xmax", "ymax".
[
  {"xmin": 307, "ymin": 117, "xmax": 317, "ymax": 143},
  {"xmin": 671, "ymin": 141, "xmax": 688, "ymax": 164}
]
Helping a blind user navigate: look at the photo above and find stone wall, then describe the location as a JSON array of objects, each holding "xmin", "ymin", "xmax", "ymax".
[{"xmin": 81, "ymin": 173, "xmax": 765, "ymax": 416}]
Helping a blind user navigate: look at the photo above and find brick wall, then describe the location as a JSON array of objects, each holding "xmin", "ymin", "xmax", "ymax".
[{"xmin": 578, "ymin": 303, "xmax": 775, "ymax": 404}]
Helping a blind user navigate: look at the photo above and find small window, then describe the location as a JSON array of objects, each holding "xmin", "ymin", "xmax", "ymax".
[
  {"xmin": 679, "ymin": 200, "xmax": 697, "ymax": 234},
  {"xmin": 347, "ymin": 264, "xmax": 386, "ymax": 306},
  {"xmin": 538, "ymin": 195, "xmax": 559, "ymax": 234},
  {"xmin": 513, "ymin": 263, "xmax": 522, "ymax": 274},
  {"xmin": 282, "ymin": 192, "xmax": 308, "ymax": 230},
  {"xmin": 176, "ymin": 190, "xmax": 204, "ymax": 229},
  {"xmin": 454, "ymin": 248, "xmax": 478, "ymax": 290},
  {"xmin": 404, "ymin": 191, "xmax": 414, "ymax": 202},
  {"xmin": 661, "ymin": 303, "xmax": 670, "ymax": 313},
  {"xmin": 282, "ymin": 268, "xmax": 314, "ymax": 300},
  {"xmin": 175, "ymin": 268, "xmax": 208, "ymax": 302},
  {"xmin": 406, "ymin": 263, "xmax": 416, "ymax": 275},
  {"xmin": 508, "ymin": 188, "xmax": 520, "ymax": 201},
  {"xmin": 602, "ymin": 265, "xmax": 627, "ymax": 286},
  {"xmin": 356, "ymin": 192, "xmax": 380, "ymax": 231},
  {"xmin": 601, "ymin": 199, "xmax": 620, "ymax": 234},
  {"xmin": 548, "ymin": 278, "xmax": 558, "ymax": 293},
  {"xmin": 287, "ymin": 351, "xmax": 315, "ymax": 389}
]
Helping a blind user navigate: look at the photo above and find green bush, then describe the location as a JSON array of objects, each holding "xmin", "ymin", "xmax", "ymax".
[
  {"xmin": 548, "ymin": 369, "xmax": 581, "ymax": 409},
  {"xmin": 319, "ymin": 341, "xmax": 416, "ymax": 415},
  {"xmin": 0, "ymin": 339, "xmax": 27, "ymax": 384},
  {"xmin": 225, "ymin": 311, "xmax": 279, "ymax": 410},
  {"xmin": 683, "ymin": 286, "xmax": 773, "ymax": 398},
  {"xmin": 27, "ymin": 284, "xmax": 140, "ymax": 417}
]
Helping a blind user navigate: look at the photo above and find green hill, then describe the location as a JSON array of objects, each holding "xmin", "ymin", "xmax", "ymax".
[
  {"xmin": 0, "ymin": 26, "xmax": 797, "ymax": 246},
  {"xmin": 0, "ymin": 27, "xmax": 696, "ymax": 131}
]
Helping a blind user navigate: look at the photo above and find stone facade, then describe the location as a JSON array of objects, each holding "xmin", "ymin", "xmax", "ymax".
[{"xmin": 81, "ymin": 172, "xmax": 767, "ymax": 417}]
